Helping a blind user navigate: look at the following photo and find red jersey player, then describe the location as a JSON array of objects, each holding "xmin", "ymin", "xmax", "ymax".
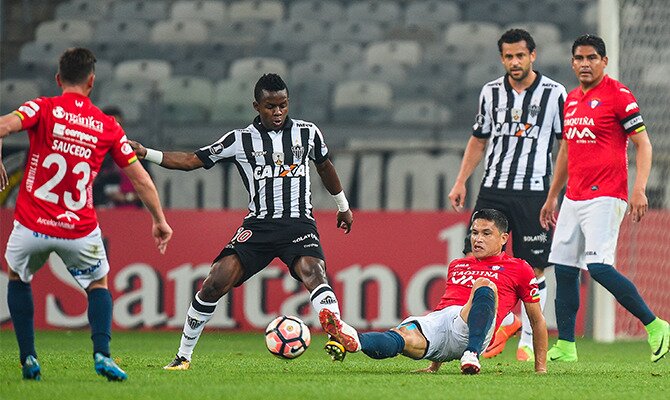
[
  {"xmin": 321, "ymin": 208, "xmax": 547, "ymax": 375},
  {"xmin": 0, "ymin": 48, "xmax": 172, "ymax": 381},
  {"xmin": 540, "ymin": 35, "xmax": 669, "ymax": 363}
]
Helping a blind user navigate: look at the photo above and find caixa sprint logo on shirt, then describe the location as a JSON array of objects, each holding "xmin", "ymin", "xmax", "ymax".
[{"xmin": 253, "ymin": 164, "xmax": 307, "ymax": 180}]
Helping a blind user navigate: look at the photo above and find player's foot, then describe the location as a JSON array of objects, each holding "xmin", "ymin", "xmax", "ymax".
[
  {"xmin": 94, "ymin": 353, "xmax": 127, "ymax": 381},
  {"xmin": 318, "ymin": 309, "xmax": 361, "ymax": 353},
  {"xmin": 646, "ymin": 318, "xmax": 670, "ymax": 362},
  {"xmin": 482, "ymin": 314, "xmax": 521, "ymax": 358},
  {"xmin": 22, "ymin": 355, "xmax": 41, "ymax": 381},
  {"xmin": 516, "ymin": 345, "xmax": 534, "ymax": 362},
  {"xmin": 324, "ymin": 340, "xmax": 347, "ymax": 362},
  {"xmin": 163, "ymin": 354, "xmax": 191, "ymax": 370},
  {"xmin": 460, "ymin": 350, "xmax": 481, "ymax": 375},
  {"xmin": 547, "ymin": 340, "xmax": 578, "ymax": 362}
]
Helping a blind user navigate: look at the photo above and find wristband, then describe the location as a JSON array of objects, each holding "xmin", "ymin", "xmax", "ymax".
[
  {"xmin": 144, "ymin": 148, "xmax": 163, "ymax": 165},
  {"xmin": 332, "ymin": 191, "xmax": 349, "ymax": 212}
]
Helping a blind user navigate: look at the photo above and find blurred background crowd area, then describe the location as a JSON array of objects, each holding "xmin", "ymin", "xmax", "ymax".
[{"xmin": 1, "ymin": 0, "xmax": 669, "ymax": 209}]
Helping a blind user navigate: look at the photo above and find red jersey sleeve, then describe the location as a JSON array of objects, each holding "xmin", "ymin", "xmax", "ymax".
[
  {"xmin": 13, "ymin": 97, "xmax": 47, "ymax": 130},
  {"xmin": 614, "ymin": 86, "xmax": 646, "ymax": 136},
  {"xmin": 515, "ymin": 259, "xmax": 540, "ymax": 303},
  {"xmin": 108, "ymin": 122, "xmax": 138, "ymax": 168}
]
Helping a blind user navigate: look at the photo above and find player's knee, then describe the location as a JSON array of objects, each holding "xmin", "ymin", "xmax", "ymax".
[
  {"xmin": 293, "ymin": 257, "xmax": 327, "ymax": 286},
  {"xmin": 473, "ymin": 278, "xmax": 497, "ymax": 293},
  {"xmin": 200, "ymin": 263, "xmax": 237, "ymax": 301}
]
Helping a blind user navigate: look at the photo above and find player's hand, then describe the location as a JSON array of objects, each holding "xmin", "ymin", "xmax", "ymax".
[
  {"xmin": 413, "ymin": 361, "xmax": 441, "ymax": 373},
  {"xmin": 128, "ymin": 140, "xmax": 147, "ymax": 159},
  {"xmin": 0, "ymin": 160, "xmax": 8, "ymax": 191},
  {"xmin": 448, "ymin": 182, "xmax": 466, "ymax": 212},
  {"xmin": 337, "ymin": 209, "xmax": 353, "ymax": 234},
  {"xmin": 628, "ymin": 189, "xmax": 648, "ymax": 223},
  {"xmin": 152, "ymin": 220, "xmax": 173, "ymax": 254},
  {"xmin": 539, "ymin": 196, "xmax": 558, "ymax": 230}
]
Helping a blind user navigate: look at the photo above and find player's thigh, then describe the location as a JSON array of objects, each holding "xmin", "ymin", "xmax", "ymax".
[
  {"xmin": 579, "ymin": 197, "xmax": 627, "ymax": 266},
  {"xmin": 5, "ymin": 221, "xmax": 52, "ymax": 282},
  {"xmin": 277, "ymin": 220, "xmax": 325, "ymax": 282},
  {"xmin": 393, "ymin": 323, "xmax": 427, "ymax": 360},
  {"xmin": 401, "ymin": 306, "xmax": 472, "ymax": 363},
  {"xmin": 509, "ymin": 195, "xmax": 552, "ymax": 270},
  {"xmin": 548, "ymin": 198, "xmax": 585, "ymax": 268},
  {"xmin": 53, "ymin": 226, "xmax": 110, "ymax": 289}
]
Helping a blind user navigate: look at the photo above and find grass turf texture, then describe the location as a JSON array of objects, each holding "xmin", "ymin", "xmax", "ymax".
[{"xmin": 1, "ymin": 330, "xmax": 667, "ymax": 400}]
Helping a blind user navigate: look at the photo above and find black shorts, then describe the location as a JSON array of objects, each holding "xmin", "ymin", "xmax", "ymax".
[
  {"xmin": 214, "ymin": 218, "xmax": 325, "ymax": 286},
  {"xmin": 464, "ymin": 188, "xmax": 552, "ymax": 270}
]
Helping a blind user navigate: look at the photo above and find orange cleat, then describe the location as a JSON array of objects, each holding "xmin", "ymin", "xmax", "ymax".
[{"xmin": 482, "ymin": 315, "xmax": 522, "ymax": 359}]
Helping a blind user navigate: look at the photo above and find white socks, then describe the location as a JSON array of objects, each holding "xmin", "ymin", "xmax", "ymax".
[
  {"xmin": 310, "ymin": 283, "xmax": 341, "ymax": 318},
  {"xmin": 177, "ymin": 293, "xmax": 219, "ymax": 360}
]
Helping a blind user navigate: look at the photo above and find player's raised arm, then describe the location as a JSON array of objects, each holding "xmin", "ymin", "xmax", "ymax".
[
  {"xmin": 122, "ymin": 161, "xmax": 173, "ymax": 254},
  {"xmin": 129, "ymin": 139, "xmax": 204, "ymax": 171},
  {"xmin": 315, "ymin": 159, "xmax": 353, "ymax": 234},
  {"xmin": 524, "ymin": 301, "xmax": 548, "ymax": 374},
  {"xmin": 448, "ymin": 136, "xmax": 488, "ymax": 212}
]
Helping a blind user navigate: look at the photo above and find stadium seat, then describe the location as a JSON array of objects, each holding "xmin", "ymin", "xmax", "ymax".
[
  {"xmin": 19, "ymin": 41, "xmax": 76, "ymax": 66},
  {"xmin": 464, "ymin": 63, "xmax": 503, "ymax": 89},
  {"xmin": 211, "ymin": 78, "xmax": 257, "ymax": 123},
  {"xmin": 444, "ymin": 22, "xmax": 502, "ymax": 63},
  {"xmin": 289, "ymin": 60, "xmax": 347, "ymax": 86},
  {"xmin": 111, "ymin": 1, "xmax": 169, "ymax": 21},
  {"xmin": 365, "ymin": 40, "xmax": 422, "ymax": 68},
  {"xmin": 228, "ymin": 57, "xmax": 288, "ymax": 81},
  {"xmin": 0, "ymin": 79, "xmax": 41, "ymax": 112},
  {"xmin": 55, "ymin": 0, "xmax": 110, "ymax": 21},
  {"xmin": 332, "ymin": 81, "xmax": 393, "ymax": 123},
  {"xmin": 209, "ymin": 20, "xmax": 268, "ymax": 46},
  {"xmin": 3, "ymin": 61, "xmax": 56, "ymax": 81},
  {"xmin": 504, "ymin": 22, "xmax": 561, "ymax": 46},
  {"xmin": 642, "ymin": 63, "xmax": 670, "ymax": 87},
  {"xmin": 159, "ymin": 76, "xmax": 214, "ymax": 123},
  {"xmin": 290, "ymin": 81, "xmax": 331, "ymax": 122},
  {"xmin": 393, "ymin": 62, "xmax": 460, "ymax": 100},
  {"xmin": 150, "ymin": 20, "xmax": 208, "ymax": 44},
  {"xmin": 93, "ymin": 20, "xmax": 151, "ymax": 43},
  {"xmin": 348, "ymin": 63, "xmax": 407, "ymax": 83},
  {"xmin": 96, "ymin": 99, "xmax": 145, "ymax": 124},
  {"xmin": 405, "ymin": 1, "xmax": 461, "ymax": 31},
  {"xmin": 228, "ymin": 0, "xmax": 284, "ymax": 23},
  {"xmin": 170, "ymin": 0, "xmax": 226, "ymax": 23},
  {"xmin": 288, "ymin": 0, "xmax": 343, "ymax": 22},
  {"xmin": 114, "ymin": 60, "xmax": 172, "ymax": 82},
  {"xmin": 94, "ymin": 59, "xmax": 115, "ymax": 83},
  {"xmin": 268, "ymin": 19, "xmax": 327, "ymax": 45},
  {"xmin": 173, "ymin": 58, "xmax": 227, "ymax": 81},
  {"xmin": 35, "ymin": 20, "xmax": 93, "ymax": 42},
  {"xmin": 330, "ymin": 21, "xmax": 383, "ymax": 45},
  {"xmin": 534, "ymin": 41, "xmax": 572, "ymax": 69},
  {"xmin": 346, "ymin": 0, "xmax": 401, "ymax": 27},
  {"xmin": 392, "ymin": 100, "xmax": 451, "ymax": 126},
  {"xmin": 307, "ymin": 42, "xmax": 363, "ymax": 66},
  {"xmin": 96, "ymin": 79, "xmax": 157, "ymax": 105},
  {"xmin": 464, "ymin": 0, "xmax": 524, "ymax": 25}
]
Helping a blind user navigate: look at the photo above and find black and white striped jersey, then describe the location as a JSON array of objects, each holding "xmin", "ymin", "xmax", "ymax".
[
  {"xmin": 195, "ymin": 116, "xmax": 329, "ymax": 220},
  {"xmin": 473, "ymin": 72, "xmax": 567, "ymax": 192}
]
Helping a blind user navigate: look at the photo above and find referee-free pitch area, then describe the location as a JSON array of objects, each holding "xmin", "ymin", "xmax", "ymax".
[{"xmin": 0, "ymin": 330, "xmax": 667, "ymax": 400}]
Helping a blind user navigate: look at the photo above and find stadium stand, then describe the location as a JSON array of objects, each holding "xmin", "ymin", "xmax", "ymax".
[
  {"xmin": 170, "ymin": 0, "xmax": 227, "ymax": 22},
  {"xmin": 54, "ymin": 0, "xmax": 111, "ymax": 21}
]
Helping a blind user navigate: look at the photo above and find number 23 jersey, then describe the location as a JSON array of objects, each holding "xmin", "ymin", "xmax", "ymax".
[{"xmin": 12, "ymin": 92, "xmax": 138, "ymax": 238}]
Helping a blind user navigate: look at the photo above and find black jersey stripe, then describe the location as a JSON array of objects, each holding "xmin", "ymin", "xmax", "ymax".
[
  {"xmin": 241, "ymin": 131, "xmax": 261, "ymax": 216},
  {"xmin": 299, "ymin": 127, "xmax": 310, "ymax": 218},
  {"xmin": 260, "ymin": 131, "xmax": 275, "ymax": 218},
  {"xmin": 281, "ymin": 125, "xmax": 295, "ymax": 216},
  {"xmin": 523, "ymin": 87, "xmax": 552, "ymax": 190}
]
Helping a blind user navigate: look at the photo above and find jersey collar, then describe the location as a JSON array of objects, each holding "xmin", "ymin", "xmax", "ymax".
[
  {"xmin": 473, "ymin": 251, "xmax": 507, "ymax": 263},
  {"xmin": 253, "ymin": 115, "xmax": 293, "ymax": 135},
  {"xmin": 503, "ymin": 70, "xmax": 542, "ymax": 94}
]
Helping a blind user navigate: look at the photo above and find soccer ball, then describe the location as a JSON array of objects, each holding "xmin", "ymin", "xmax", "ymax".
[{"xmin": 265, "ymin": 315, "xmax": 311, "ymax": 359}]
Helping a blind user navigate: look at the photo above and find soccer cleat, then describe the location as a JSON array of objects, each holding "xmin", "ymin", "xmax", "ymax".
[
  {"xmin": 516, "ymin": 345, "xmax": 534, "ymax": 362},
  {"xmin": 460, "ymin": 350, "xmax": 481, "ymax": 375},
  {"xmin": 94, "ymin": 353, "xmax": 128, "ymax": 381},
  {"xmin": 482, "ymin": 315, "xmax": 521, "ymax": 358},
  {"xmin": 647, "ymin": 318, "xmax": 670, "ymax": 363},
  {"xmin": 318, "ymin": 309, "xmax": 361, "ymax": 353},
  {"xmin": 22, "ymin": 355, "xmax": 41, "ymax": 381},
  {"xmin": 547, "ymin": 340, "xmax": 578, "ymax": 362},
  {"xmin": 163, "ymin": 354, "xmax": 190, "ymax": 370},
  {"xmin": 324, "ymin": 340, "xmax": 347, "ymax": 362}
]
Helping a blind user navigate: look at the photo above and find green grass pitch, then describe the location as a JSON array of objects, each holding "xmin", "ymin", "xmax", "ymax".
[{"xmin": 1, "ymin": 329, "xmax": 667, "ymax": 400}]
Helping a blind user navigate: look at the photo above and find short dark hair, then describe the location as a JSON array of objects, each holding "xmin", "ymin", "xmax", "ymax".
[
  {"xmin": 472, "ymin": 208, "xmax": 509, "ymax": 233},
  {"xmin": 572, "ymin": 34, "xmax": 606, "ymax": 57},
  {"xmin": 102, "ymin": 106, "xmax": 123, "ymax": 118},
  {"xmin": 498, "ymin": 29, "xmax": 536, "ymax": 53},
  {"xmin": 254, "ymin": 73, "xmax": 288, "ymax": 102},
  {"xmin": 58, "ymin": 47, "xmax": 96, "ymax": 85}
]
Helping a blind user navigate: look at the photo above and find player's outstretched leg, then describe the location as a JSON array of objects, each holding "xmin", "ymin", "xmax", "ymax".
[
  {"xmin": 482, "ymin": 313, "xmax": 521, "ymax": 358},
  {"xmin": 94, "ymin": 353, "xmax": 127, "ymax": 381},
  {"xmin": 319, "ymin": 309, "xmax": 361, "ymax": 353},
  {"xmin": 646, "ymin": 318, "xmax": 670, "ymax": 363},
  {"xmin": 22, "ymin": 355, "xmax": 41, "ymax": 381}
]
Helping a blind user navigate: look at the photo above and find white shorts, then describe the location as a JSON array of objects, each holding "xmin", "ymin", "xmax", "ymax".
[
  {"xmin": 400, "ymin": 306, "xmax": 495, "ymax": 363},
  {"xmin": 5, "ymin": 220, "xmax": 110, "ymax": 289},
  {"xmin": 548, "ymin": 196, "xmax": 627, "ymax": 269}
]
